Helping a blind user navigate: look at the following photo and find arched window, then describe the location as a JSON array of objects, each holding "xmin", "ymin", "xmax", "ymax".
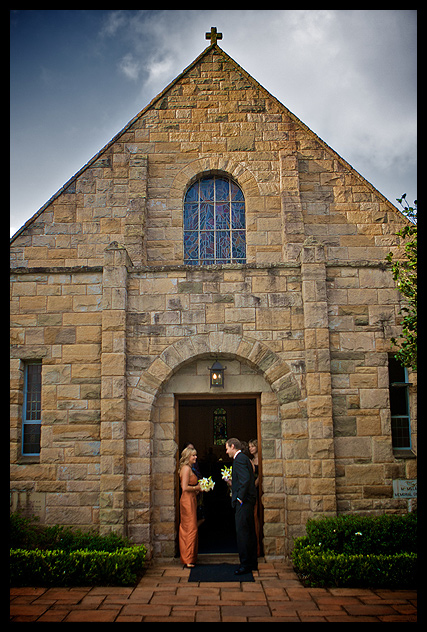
[{"xmin": 183, "ymin": 175, "xmax": 246, "ymax": 265}]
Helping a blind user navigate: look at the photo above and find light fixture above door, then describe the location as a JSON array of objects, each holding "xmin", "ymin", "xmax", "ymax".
[{"xmin": 209, "ymin": 360, "xmax": 226, "ymax": 388}]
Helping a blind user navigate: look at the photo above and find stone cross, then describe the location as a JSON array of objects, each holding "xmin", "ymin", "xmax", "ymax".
[{"xmin": 206, "ymin": 27, "xmax": 222, "ymax": 45}]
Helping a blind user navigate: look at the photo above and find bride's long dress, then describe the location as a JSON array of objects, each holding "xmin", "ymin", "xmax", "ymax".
[{"xmin": 179, "ymin": 471, "xmax": 198, "ymax": 565}]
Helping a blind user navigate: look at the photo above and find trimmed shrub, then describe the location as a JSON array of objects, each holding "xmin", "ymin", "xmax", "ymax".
[
  {"xmin": 10, "ymin": 512, "xmax": 131, "ymax": 552},
  {"xmin": 10, "ymin": 546, "xmax": 147, "ymax": 587},
  {"xmin": 292, "ymin": 513, "xmax": 417, "ymax": 588},
  {"xmin": 304, "ymin": 512, "xmax": 416, "ymax": 555},
  {"xmin": 292, "ymin": 542, "xmax": 416, "ymax": 588},
  {"xmin": 9, "ymin": 513, "xmax": 147, "ymax": 586},
  {"xmin": 10, "ymin": 512, "xmax": 40, "ymax": 549}
]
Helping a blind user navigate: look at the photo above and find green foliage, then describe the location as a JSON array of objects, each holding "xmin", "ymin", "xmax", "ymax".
[
  {"xmin": 10, "ymin": 512, "xmax": 131, "ymax": 551},
  {"xmin": 9, "ymin": 513, "xmax": 147, "ymax": 586},
  {"xmin": 292, "ymin": 513, "xmax": 417, "ymax": 588},
  {"xmin": 305, "ymin": 512, "xmax": 416, "ymax": 555},
  {"xmin": 386, "ymin": 194, "xmax": 417, "ymax": 371},
  {"xmin": 292, "ymin": 545, "xmax": 416, "ymax": 588},
  {"xmin": 10, "ymin": 546, "xmax": 147, "ymax": 587},
  {"xmin": 10, "ymin": 512, "xmax": 40, "ymax": 549}
]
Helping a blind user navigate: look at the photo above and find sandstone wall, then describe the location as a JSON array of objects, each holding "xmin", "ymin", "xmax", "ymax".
[
  {"xmin": 10, "ymin": 47, "xmax": 406, "ymax": 271},
  {"xmin": 10, "ymin": 44, "xmax": 416, "ymax": 557},
  {"xmin": 10, "ymin": 268, "xmax": 102, "ymax": 528}
]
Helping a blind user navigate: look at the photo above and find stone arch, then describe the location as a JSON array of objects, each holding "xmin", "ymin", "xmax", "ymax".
[
  {"xmin": 129, "ymin": 332, "xmax": 300, "ymax": 410},
  {"xmin": 166, "ymin": 157, "xmax": 263, "ymax": 265},
  {"xmin": 167, "ymin": 156, "xmax": 261, "ymax": 213},
  {"xmin": 127, "ymin": 332, "xmax": 302, "ymax": 557}
]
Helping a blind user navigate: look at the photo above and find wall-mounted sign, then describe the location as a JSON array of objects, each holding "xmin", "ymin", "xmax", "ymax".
[
  {"xmin": 392, "ymin": 479, "xmax": 417, "ymax": 499},
  {"xmin": 10, "ymin": 490, "xmax": 46, "ymax": 519}
]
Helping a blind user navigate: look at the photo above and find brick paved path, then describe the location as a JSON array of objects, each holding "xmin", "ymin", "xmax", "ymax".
[{"xmin": 10, "ymin": 559, "xmax": 417, "ymax": 622}]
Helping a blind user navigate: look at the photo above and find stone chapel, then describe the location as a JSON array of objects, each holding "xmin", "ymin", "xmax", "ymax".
[{"xmin": 10, "ymin": 29, "xmax": 417, "ymax": 560}]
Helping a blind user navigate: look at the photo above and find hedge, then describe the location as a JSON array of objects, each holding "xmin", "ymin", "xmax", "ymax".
[
  {"xmin": 292, "ymin": 513, "xmax": 417, "ymax": 588},
  {"xmin": 9, "ymin": 513, "xmax": 147, "ymax": 587},
  {"xmin": 10, "ymin": 546, "xmax": 147, "ymax": 587},
  {"xmin": 304, "ymin": 512, "xmax": 417, "ymax": 555},
  {"xmin": 292, "ymin": 540, "xmax": 416, "ymax": 588},
  {"xmin": 10, "ymin": 512, "xmax": 131, "ymax": 552}
]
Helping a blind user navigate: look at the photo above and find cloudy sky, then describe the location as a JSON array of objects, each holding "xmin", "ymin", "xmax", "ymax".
[{"xmin": 10, "ymin": 9, "xmax": 417, "ymax": 238}]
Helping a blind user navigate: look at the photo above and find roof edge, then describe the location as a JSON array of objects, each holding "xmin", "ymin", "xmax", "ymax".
[
  {"xmin": 215, "ymin": 47, "xmax": 405, "ymax": 219},
  {"xmin": 10, "ymin": 43, "xmax": 218, "ymax": 243},
  {"xmin": 11, "ymin": 42, "xmax": 407, "ymax": 242}
]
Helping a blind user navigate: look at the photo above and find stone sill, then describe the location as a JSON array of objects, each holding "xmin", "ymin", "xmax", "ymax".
[{"xmin": 393, "ymin": 449, "xmax": 416, "ymax": 459}]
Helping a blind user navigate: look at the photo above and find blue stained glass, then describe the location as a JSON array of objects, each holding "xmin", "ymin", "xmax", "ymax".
[
  {"xmin": 216, "ymin": 203, "xmax": 230, "ymax": 230},
  {"xmin": 200, "ymin": 203, "xmax": 214, "ymax": 230},
  {"xmin": 183, "ymin": 176, "xmax": 246, "ymax": 265},
  {"xmin": 184, "ymin": 231, "xmax": 198, "ymax": 261},
  {"xmin": 216, "ymin": 231, "xmax": 230, "ymax": 260},
  {"xmin": 231, "ymin": 202, "xmax": 245, "ymax": 229},
  {"xmin": 200, "ymin": 231, "xmax": 214, "ymax": 260},
  {"xmin": 200, "ymin": 178, "xmax": 215, "ymax": 201},
  {"xmin": 185, "ymin": 182, "xmax": 199, "ymax": 202},
  {"xmin": 232, "ymin": 231, "xmax": 246, "ymax": 260},
  {"xmin": 230, "ymin": 181, "xmax": 244, "ymax": 201},
  {"xmin": 215, "ymin": 178, "xmax": 229, "ymax": 201},
  {"xmin": 184, "ymin": 203, "xmax": 199, "ymax": 230}
]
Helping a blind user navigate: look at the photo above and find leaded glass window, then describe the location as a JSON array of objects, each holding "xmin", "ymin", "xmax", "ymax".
[
  {"xmin": 213, "ymin": 407, "xmax": 227, "ymax": 445},
  {"xmin": 184, "ymin": 175, "xmax": 246, "ymax": 265},
  {"xmin": 22, "ymin": 361, "xmax": 42, "ymax": 455},
  {"xmin": 388, "ymin": 355, "xmax": 411, "ymax": 449}
]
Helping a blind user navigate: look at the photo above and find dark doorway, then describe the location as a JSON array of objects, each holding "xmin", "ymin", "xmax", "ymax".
[{"xmin": 177, "ymin": 397, "xmax": 259, "ymax": 555}]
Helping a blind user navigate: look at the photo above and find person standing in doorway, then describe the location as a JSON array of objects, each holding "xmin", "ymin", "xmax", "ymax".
[
  {"xmin": 178, "ymin": 446, "xmax": 201, "ymax": 568},
  {"xmin": 225, "ymin": 438, "xmax": 258, "ymax": 574},
  {"xmin": 249, "ymin": 438, "xmax": 261, "ymax": 556}
]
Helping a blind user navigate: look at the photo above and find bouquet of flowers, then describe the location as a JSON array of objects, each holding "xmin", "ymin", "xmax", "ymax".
[
  {"xmin": 198, "ymin": 476, "xmax": 215, "ymax": 492},
  {"xmin": 221, "ymin": 465, "xmax": 232, "ymax": 482}
]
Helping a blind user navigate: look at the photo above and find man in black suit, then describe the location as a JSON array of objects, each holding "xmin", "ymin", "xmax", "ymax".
[{"xmin": 225, "ymin": 438, "xmax": 258, "ymax": 574}]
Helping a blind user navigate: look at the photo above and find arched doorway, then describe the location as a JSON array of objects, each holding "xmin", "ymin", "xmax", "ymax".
[
  {"xmin": 176, "ymin": 395, "xmax": 261, "ymax": 555},
  {"xmin": 152, "ymin": 353, "xmax": 274, "ymax": 560},
  {"xmin": 128, "ymin": 332, "xmax": 302, "ymax": 559}
]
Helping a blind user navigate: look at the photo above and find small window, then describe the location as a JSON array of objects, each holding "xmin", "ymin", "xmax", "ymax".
[
  {"xmin": 213, "ymin": 407, "xmax": 227, "ymax": 445},
  {"xmin": 22, "ymin": 361, "xmax": 42, "ymax": 455},
  {"xmin": 388, "ymin": 355, "xmax": 411, "ymax": 449},
  {"xmin": 184, "ymin": 175, "xmax": 246, "ymax": 265}
]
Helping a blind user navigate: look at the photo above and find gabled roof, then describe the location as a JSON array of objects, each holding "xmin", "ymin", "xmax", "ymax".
[{"xmin": 11, "ymin": 42, "xmax": 403, "ymax": 242}]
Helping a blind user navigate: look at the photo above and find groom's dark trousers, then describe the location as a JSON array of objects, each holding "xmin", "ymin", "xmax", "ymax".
[{"xmin": 231, "ymin": 451, "xmax": 257, "ymax": 570}]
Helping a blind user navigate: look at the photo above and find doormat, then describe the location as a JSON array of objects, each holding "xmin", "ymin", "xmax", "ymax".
[{"xmin": 188, "ymin": 563, "xmax": 254, "ymax": 582}]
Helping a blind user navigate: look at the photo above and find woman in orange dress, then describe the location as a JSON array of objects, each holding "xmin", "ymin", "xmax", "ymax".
[{"xmin": 178, "ymin": 446, "xmax": 201, "ymax": 568}]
